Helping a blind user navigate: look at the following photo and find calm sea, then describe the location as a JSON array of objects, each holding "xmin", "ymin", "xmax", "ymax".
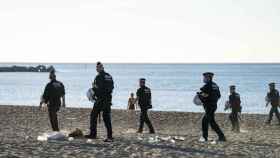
[{"xmin": 0, "ymin": 63, "xmax": 279, "ymax": 114}]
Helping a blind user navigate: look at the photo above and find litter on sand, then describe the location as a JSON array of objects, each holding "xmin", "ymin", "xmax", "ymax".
[
  {"xmin": 37, "ymin": 132, "xmax": 67, "ymax": 141},
  {"xmin": 139, "ymin": 135, "xmax": 186, "ymax": 144}
]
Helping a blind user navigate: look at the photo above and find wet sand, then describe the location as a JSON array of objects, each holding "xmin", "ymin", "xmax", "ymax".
[{"xmin": 1, "ymin": 105, "xmax": 280, "ymax": 158}]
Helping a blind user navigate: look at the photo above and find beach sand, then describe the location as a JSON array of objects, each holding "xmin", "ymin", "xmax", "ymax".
[{"xmin": 1, "ymin": 105, "xmax": 280, "ymax": 158}]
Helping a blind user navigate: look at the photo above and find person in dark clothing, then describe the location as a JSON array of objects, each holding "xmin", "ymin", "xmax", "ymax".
[
  {"xmin": 40, "ymin": 70, "xmax": 65, "ymax": 131},
  {"xmin": 85, "ymin": 62, "xmax": 114, "ymax": 142},
  {"xmin": 265, "ymin": 82, "xmax": 280, "ymax": 125},
  {"xmin": 198, "ymin": 72, "xmax": 226, "ymax": 142},
  {"xmin": 135, "ymin": 78, "xmax": 155, "ymax": 134},
  {"xmin": 226, "ymin": 85, "xmax": 241, "ymax": 132}
]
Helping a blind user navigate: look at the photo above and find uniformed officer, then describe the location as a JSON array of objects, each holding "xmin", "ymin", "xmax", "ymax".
[
  {"xmin": 198, "ymin": 72, "xmax": 226, "ymax": 142},
  {"xmin": 40, "ymin": 70, "xmax": 65, "ymax": 131},
  {"xmin": 135, "ymin": 78, "xmax": 155, "ymax": 134},
  {"xmin": 227, "ymin": 85, "xmax": 241, "ymax": 132},
  {"xmin": 265, "ymin": 82, "xmax": 280, "ymax": 124},
  {"xmin": 85, "ymin": 62, "xmax": 114, "ymax": 142}
]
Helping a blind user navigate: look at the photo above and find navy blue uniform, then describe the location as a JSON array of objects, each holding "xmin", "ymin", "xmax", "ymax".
[
  {"xmin": 90, "ymin": 71, "xmax": 114, "ymax": 139},
  {"xmin": 229, "ymin": 92, "xmax": 241, "ymax": 131},
  {"xmin": 42, "ymin": 79, "xmax": 65, "ymax": 131},
  {"xmin": 266, "ymin": 89, "xmax": 280, "ymax": 124},
  {"xmin": 136, "ymin": 86, "xmax": 155, "ymax": 133},
  {"xmin": 199, "ymin": 81, "xmax": 225, "ymax": 141}
]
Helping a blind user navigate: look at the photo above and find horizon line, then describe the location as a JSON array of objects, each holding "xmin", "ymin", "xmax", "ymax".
[{"xmin": 0, "ymin": 61, "xmax": 280, "ymax": 65}]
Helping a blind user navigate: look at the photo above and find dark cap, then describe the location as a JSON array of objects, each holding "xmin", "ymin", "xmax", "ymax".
[
  {"xmin": 230, "ymin": 85, "xmax": 236, "ymax": 89},
  {"xmin": 50, "ymin": 69, "xmax": 56, "ymax": 75},
  {"xmin": 97, "ymin": 61, "xmax": 103, "ymax": 66},
  {"xmin": 140, "ymin": 78, "xmax": 146, "ymax": 82},
  {"xmin": 203, "ymin": 72, "xmax": 214, "ymax": 77},
  {"xmin": 269, "ymin": 82, "xmax": 275, "ymax": 86}
]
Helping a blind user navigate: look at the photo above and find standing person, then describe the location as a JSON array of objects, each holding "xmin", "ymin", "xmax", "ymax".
[
  {"xmin": 265, "ymin": 82, "xmax": 280, "ymax": 125},
  {"xmin": 127, "ymin": 93, "xmax": 137, "ymax": 110},
  {"xmin": 135, "ymin": 78, "xmax": 155, "ymax": 134},
  {"xmin": 40, "ymin": 70, "xmax": 65, "ymax": 131},
  {"xmin": 197, "ymin": 72, "xmax": 226, "ymax": 142},
  {"xmin": 225, "ymin": 85, "xmax": 242, "ymax": 132},
  {"xmin": 85, "ymin": 62, "xmax": 114, "ymax": 142}
]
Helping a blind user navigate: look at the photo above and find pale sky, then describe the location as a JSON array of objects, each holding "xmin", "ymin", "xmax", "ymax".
[{"xmin": 0, "ymin": 0, "xmax": 279, "ymax": 63}]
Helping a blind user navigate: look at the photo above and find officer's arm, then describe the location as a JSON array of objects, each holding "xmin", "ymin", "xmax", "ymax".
[
  {"xmin": 61, "ymin": 83, "xmax": 66, "ymax": 108},
  {"xmin": 148, "ymin": 90, "xmax": 152, "ymax": 105},
  {"xmin": 127, "ymin": 99, "xmax": 130, "ymax": 110},
  {"xmin": 229, "ymin": 95, "xmax": 233, "ymax": 108},
  {"xmin": 41, "ymin": 84, "xmax": 50, "ymax": 104},
  {"xmin": 199, "ymin": 86, "xmax": 209, "ymax": 98},
  {"xmin": 134, "ymin": 89, "xmax": 140, "ymax": 106}
]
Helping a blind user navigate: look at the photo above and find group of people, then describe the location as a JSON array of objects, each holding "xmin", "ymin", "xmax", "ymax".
[{"xmin": 39, "ymin": 62, "xmax": 280, "ymax": 143}]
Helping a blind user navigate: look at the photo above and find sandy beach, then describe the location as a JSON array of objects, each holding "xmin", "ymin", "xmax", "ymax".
[{"xmin": 1, "ymin": 105, "xmax": 280, "ymax": 158}]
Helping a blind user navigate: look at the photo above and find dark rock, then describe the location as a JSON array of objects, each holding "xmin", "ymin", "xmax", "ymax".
[{"xmin": 0, "ymin": 65, "xmax": 55, "ymax": 72}]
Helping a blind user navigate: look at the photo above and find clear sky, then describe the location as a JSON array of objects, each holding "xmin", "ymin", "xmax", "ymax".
[{"xmin": 0, "ymin": 0, "xmax": 279, "ymax": 63}]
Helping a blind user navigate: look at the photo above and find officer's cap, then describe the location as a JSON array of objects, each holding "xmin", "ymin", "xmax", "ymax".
[
  {"xmin": 96, "ymin": 61, "xmax": 103, "ymax": 66},
  {"xmin": 140, "ymin": 78, "xmax": 146, "ymax": 82},
  {"xmin": 269, "ymin": 82, "xmax": 275, "ymax": 86},
  {"xmin": 49, "ymin": 69, "xmax": 56, "ymax": 75},
  {"xmin": 230, "ymin": 85, "xmax": 236, "ymax": 89},
  {"xmin": 203, "ymin": 72, "xmax": 214, "ymax": 77}
]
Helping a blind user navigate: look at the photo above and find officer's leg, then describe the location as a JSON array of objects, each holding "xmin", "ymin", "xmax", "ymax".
[
  {"xmin": 267, "ymin": 107, "xmax": 274, "ymax": 123},
  {"xmin": 274, "ymin": 107, "xmax": 280, "ymax": 123},
  {"xmin": 102, "ymin": 106, "xmax": 113, "ymax": 139},
  {"xmin": 233, "ymin": 112, "xmax": 239, "ymax": 132},
  {"xmin": 143, "ymin": 110, "xmax": 155, "ymax": 133},
  {"xmin": 202, "ymin": 113, "xmax": 209, "ymax": 141},
  {"xmin": 48, "ymin": 108, "xmax": 59, "ymax": 131},
  {"xmin": 229, "ymin": 113, "xmax": 235, "ymax": 131},
  {"xmin": 138, "ymin": 110, "xmax": 145, "ymax": 132},
  {"xmin": 235, "ymin": 113, "xmax": 240, "ymax": 132},
  {"xmin": 90, "ymin": 107, "xmax": 100, "ymax": 137},
  {"xmin": 208, "ymin": 108, "xmax": 225, "ymax": 140}
]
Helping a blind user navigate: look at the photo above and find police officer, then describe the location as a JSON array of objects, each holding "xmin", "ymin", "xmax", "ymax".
[
  {"xmin": 135, "ymin": 78, "xmax": 155, "ymax": 134},
  {"xmin": 40, "ymin": 70, "xmax": 65, "ymax": 131},
  {"xmin": 85, "ymin": 62, "xmax": 114, "ymax": 142},
  {"xmin": 265, "ymin": 82, "xmax": 280, "ymax": 125},
  {"xmin": 198, "ymin": 72, "xmax": 226, "ymax": 142},
  {"xmin": 227, "ymin": 85, "xmax": 241, "ymax": 132}
]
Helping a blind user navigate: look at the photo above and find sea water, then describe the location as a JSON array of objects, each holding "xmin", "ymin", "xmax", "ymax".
[{"xmin": 0, "ymin": 63, "xmax": 279, "ymax": 114}]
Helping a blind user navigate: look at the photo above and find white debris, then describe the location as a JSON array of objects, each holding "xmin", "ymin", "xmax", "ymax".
[
  {"xmin": 159, "ymin": 136, "xmax": 171, "ymax": 141},
  {"xmin": 68, "ymin": 137, "xmax": 74, "ymax": 141},
  {"xmin": 86, "ymin": 139, "xmax": 93, "ymax": 143},
  {"xmin": 210, "ymin": 140, "xmax": 217, "ymax": 145},
  {"xmin": 37, "ymin": 132, "xmax": 67, "ymax": 141},
  {"xmin": 170, "ymin": 139, "xmax": 176, "ymax": 144},
  {"xmin": 173, "ymin": 136, "xmax": 185, "ymax": 141}
]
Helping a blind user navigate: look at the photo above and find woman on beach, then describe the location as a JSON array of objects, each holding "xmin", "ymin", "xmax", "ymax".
[{"xmin": 127, "ymin": 93, "xmax": 137, "ymax": 110}]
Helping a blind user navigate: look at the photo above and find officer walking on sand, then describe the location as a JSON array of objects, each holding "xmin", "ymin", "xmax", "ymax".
[
  {"xmin": 226, "ymin": 85, "xmax": 242, "ymax": 132},
  {"xmin": 40, "ymin": 70, "xmax": 65, "ymax": 131},
  {"xmin": 85, "ymin": 62, "xmax": 114, "ymax": 142},
  {"xmin": 265, "ymin": 82, "xmax": 280, "ymax": 125},
  {"xmin": 135, "ymin": 78, "xmax": 155, "ymax": 134},
  {"xmin": 197, "ymin": 72, "xmax": 226, "ymax": 142}
]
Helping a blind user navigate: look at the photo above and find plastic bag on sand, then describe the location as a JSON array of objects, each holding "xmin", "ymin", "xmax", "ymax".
[{"xmin": 37, "ymin": 132, "xmax": 67, "ymax": 141}]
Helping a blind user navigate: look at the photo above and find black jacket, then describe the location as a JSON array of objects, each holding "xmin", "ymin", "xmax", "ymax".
[
  {"xmin": 137, "ymin": 86, "xmax": 152, "ymax": 110},
  {"xmin": 93, "ymin": 71, "xmax": 114, "ymax": 100},
  {"xmin": 199, "ymin": 81, "xmax": 221, "ymax": 106},
  {"xmin": 42, "ymin": 79, "xmax": 65, "ymax": 107}
]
